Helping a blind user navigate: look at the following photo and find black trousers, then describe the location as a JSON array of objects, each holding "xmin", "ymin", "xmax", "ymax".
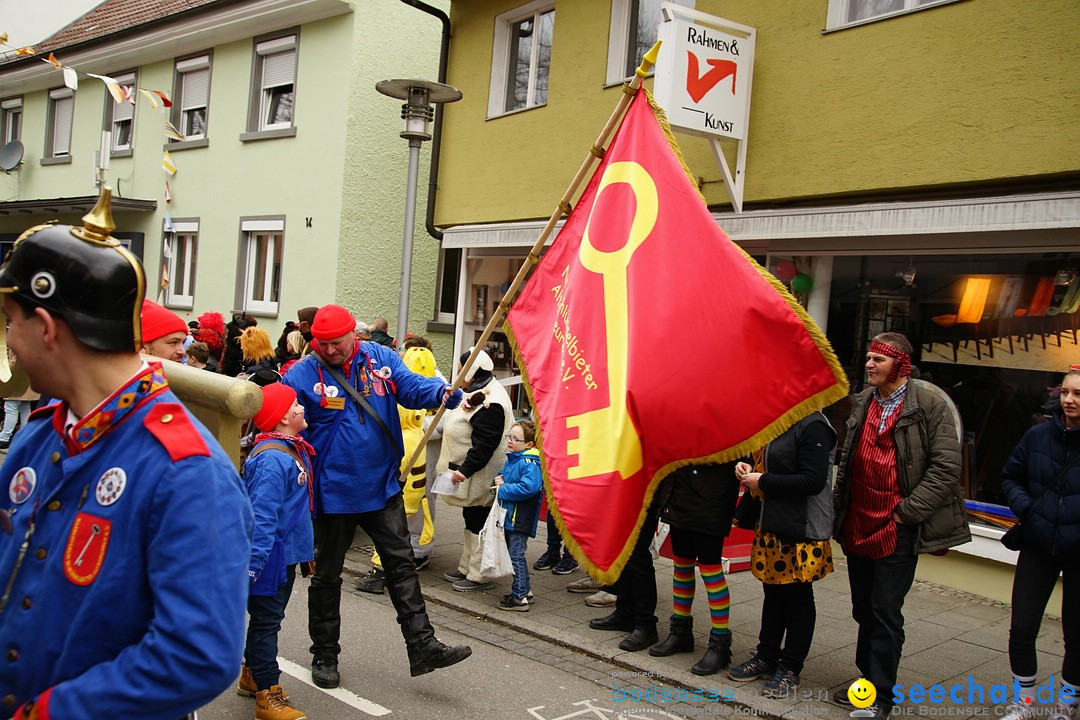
[
  {"xmin": 612, "ymin": 505, "xmax": 659, "ymax": 631},
  {"xmin": 846, "ymin": 524, "xmax": 918, "ymax": 708},
  {"xmin": 1009, "ymin": 541, "xmax": 1079, "ymax": 684},
  {"xmin": 757, "ymin": 581, "xmax": 816, "ymax": 675},
  {"xmin": 308, "ymin": 493, "xmax": 434, "ymax": 660}
]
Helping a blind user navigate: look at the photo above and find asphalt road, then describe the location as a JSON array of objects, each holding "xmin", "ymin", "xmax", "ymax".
[{"xmin": 196, "ymin": 581, "xmax": 688, "ymax": 720}]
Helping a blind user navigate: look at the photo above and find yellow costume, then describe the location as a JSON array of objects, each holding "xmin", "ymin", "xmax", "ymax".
[{"xmin": 371, "ymin": 347, "xmax": 437, "ymax": 569}]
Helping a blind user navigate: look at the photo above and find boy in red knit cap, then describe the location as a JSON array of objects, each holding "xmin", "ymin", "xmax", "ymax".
[{"xmin": 239, "ymin": 383, "xmax": 315, "ymax": 720}]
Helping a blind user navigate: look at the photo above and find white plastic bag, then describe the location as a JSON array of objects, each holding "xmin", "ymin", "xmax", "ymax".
[{"xmin": 479, "ymin": 489, "xmax": 514, "ymax": 579}]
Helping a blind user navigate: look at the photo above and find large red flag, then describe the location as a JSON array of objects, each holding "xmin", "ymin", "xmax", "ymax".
[{"xmin": 505, "ymin": 89, "xmax": 849, "ymax": 582}]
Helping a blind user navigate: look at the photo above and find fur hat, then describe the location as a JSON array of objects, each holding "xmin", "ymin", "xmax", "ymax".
[
  {"xmin": 253, "ymin": 382, "xmax": 296, "ymax": 432},
  {"xmin": 312, "ymin": 304, "xmax": 356, "ymax": 340},
  {"xmin": 141, "ymin": 300, "xmax": 187, "ymax": 344}
]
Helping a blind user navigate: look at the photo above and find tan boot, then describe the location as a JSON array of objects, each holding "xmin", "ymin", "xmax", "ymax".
[
  {"xmin": 237, "ymin": 664, "xmax": 256, "ymax": 697},
  {"xmin": 255, "ymin": 685, "xmax": 306, "ymax": 720}
]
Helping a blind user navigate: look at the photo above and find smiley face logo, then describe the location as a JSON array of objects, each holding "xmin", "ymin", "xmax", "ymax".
[{"xmin": 848, "ymin": 678, "xmax": 876, "ymax": 709}]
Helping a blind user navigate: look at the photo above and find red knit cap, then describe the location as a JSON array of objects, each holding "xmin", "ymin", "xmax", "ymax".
[
  {"xmin": 311, "ymin": 304, "xmax": 356, "ymax": 340},
  {"xmin": 253, "ymin": 382, "xmax": 297, "ymax": 432},
  {"xmin": 141, "ymin": 300, "xmax": 187, "ymax": 344}
]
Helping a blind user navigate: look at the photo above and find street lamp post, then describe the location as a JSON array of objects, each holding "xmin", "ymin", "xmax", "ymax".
[{"xmin": 376, "ymin": 78, "xmax": 462, "ymax": 349}]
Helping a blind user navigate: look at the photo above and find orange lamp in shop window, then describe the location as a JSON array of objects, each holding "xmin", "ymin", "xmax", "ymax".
[{"xmin": 932, "ymin": 277, "xmax": 991, "ymax": 326}]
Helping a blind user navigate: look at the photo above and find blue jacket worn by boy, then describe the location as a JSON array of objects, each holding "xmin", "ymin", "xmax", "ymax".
[
  {"xmin": 245, "ymin": 435, "xmax": 315, "ymax": 583},
  {"xmin": 498, "ymin": 447, "xmax": 543, "ymax": 536}
]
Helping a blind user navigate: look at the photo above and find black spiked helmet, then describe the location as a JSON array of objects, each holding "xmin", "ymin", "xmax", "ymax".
[{"xmin": 0, "ymin": 187, "xmax": 146, "ymax": 352}]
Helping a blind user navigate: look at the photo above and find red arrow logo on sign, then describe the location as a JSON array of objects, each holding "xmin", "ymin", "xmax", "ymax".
[{"xmin": 685, "ymin": 51, "xmax": 737, "ymax": 103}]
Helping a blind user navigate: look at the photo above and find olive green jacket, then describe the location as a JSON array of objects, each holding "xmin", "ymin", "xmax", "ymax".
[{"xmin": 834, "ymin": 381, "xmax": 971, "ymax": 554}]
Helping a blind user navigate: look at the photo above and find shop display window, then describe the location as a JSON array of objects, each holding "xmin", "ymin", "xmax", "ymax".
[{"xmin": 815, "ymin": 251, "xmax": 1078, "ymax": 527}]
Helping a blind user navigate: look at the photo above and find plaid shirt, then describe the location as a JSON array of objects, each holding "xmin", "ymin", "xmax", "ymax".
[{"xmin": 872, "ymin": 380, "xmax": 909, "ymax": 433}]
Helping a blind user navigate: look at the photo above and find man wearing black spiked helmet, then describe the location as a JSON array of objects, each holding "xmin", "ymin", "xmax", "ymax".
[{"xmin": 0, "ymin": 189, "xmax": 253, "ymax": 720}]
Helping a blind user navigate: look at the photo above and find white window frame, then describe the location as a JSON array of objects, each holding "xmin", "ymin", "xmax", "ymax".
[
  {"xmin": 255, "ymin": 36, "xmax": 297, "ymax": 131},
  {"xmin": 606, "ymin": 0, "xmax": 695, "ymax": 86},
  {"xmin": 108, "ymin": 71, "xmax": 136, "ymax": 152},
  {"xmin": 1, "ymin": 97, "xmax": 22, "ymax": 144},
  {"xmin": 164, "ymin": 220, "xmax": 198, "ymax": 309},
  {"xmin": 176, "ymin": 55, "xmax": 210, "ymax": 140},
  {"xmin": 47, "ymin": 87, "xmax": 74, "ymax": 158},
  {"xmin": 487, "ymin": 0, "xmax": 555, "ymax": 119},
  {"xmin": 824, "ymin": 0, "xmax": 962, "ymax": 31},
  {"xmin": 239, "ymin": 218, "xmax": 284, "ymax": 316}
]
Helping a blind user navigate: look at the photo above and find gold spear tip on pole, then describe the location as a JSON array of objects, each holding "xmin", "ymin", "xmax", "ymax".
[
  {"xmin": 78, "ymin": 186, "xmax": 117, "ymax": 245},
  {"xmin": 636, "ymin": 40, "xmax": 662, "ymax": 77}
]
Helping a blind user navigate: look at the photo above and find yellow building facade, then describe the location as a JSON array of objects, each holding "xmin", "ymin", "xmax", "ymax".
[{"xmin": 431, "ymin": 0, "xmax": 1080, "ymax": 602}]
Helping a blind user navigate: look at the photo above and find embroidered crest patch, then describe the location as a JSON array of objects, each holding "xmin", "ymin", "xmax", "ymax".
[
  {"xmin": 8, "ymin": 467, "xmax": 37, "ymax": 505},
  {"xmin": 95, "ymin": 468, "xmax": 126, "ymax": 506},
  {"xmin": 64, "ymin": 513, "xmax": 112, "ymax": 586}
]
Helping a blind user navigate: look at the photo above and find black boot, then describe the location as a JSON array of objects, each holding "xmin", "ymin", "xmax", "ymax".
[
  {"xmin": 649, "ymin": 615, "xmax": 695, "ymax": 657},
  {"xmin": 408, "ymin": 639, "xmax": 473, "ymax": 677},
  {"xmin": 691, "ymin": 629, "xmax": 732, "ymax": 676}
]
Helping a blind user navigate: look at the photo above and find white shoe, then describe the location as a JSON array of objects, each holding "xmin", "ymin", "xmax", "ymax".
[
  {"xmin": 585, "ymin": 590, "xmax": 617, "ymax": 607},
  {"xmin": 1001, "ymin": 703, "xmax": 1035, "ymax": 720}
]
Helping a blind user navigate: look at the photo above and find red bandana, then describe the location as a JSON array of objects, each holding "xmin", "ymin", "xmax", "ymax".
[{"xmin": 869, "ymin": 341, "xmax": 911, "ymax": 383}]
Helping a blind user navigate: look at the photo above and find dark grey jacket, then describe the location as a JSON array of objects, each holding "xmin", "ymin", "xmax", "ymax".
[{"xmin": 834, "ymin": 381, "xmax": 971, "ymax": 554}]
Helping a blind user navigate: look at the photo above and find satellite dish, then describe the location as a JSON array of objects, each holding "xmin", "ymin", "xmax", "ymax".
[{"xmin": 0, "ymin": 140, "xmax": 23, "ymax": 173}]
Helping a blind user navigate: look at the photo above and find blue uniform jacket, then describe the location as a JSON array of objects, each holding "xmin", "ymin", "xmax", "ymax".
[
  {"xmin": 244, "ymin": 439, "xmax": 315, "ymax": 579},
  {"xmin": 0, "ymin": 383, "xmax": 253, "ymax": 719},
  {"xmin": 498, "ymin": 448, "xmax": 543, "ymax": 537},
  {"xmin": 283, "ymin": 342, "xmax": 447, "ymax": 514}
]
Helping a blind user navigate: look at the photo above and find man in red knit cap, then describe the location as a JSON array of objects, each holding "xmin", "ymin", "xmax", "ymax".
[
  {"xmin": 832, "ymin": 332, "xmax": 969, "ymax": 719},
  {"xmin": 140, "ymin": 299, "xmax": 188, "ymax": 363},
  {"xmin": 282, "ymin": 304, "xmax": 467, "ymax": 687}
]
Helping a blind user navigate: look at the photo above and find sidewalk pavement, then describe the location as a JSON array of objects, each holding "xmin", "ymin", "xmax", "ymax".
[{"xmin": 345, "ymin": 502, "xmax": 1066, "ymax": 720}]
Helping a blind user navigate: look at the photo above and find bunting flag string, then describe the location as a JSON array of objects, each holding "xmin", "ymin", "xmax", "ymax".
[{"xmin": 2, "ymin": 32, "xmax": 181, "ymax": 239}]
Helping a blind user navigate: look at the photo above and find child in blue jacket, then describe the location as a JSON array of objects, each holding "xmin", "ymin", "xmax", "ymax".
[
  {"xmin": 494, "ymin": 420, "xmax": 543, "ymax": 611},
  {"xmin": 240, "ymin": 382, "xmax": 315, "ymax": 719}
]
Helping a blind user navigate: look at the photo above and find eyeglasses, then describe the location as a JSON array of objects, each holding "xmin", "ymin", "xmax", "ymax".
[{"xmin": 505, "ymin": 434, "xmax": 525, "ymax": 442}]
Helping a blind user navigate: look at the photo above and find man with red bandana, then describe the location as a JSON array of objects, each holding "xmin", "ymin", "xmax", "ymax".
[
  {"xmin": 832, "ymin": 332, "xmax": 970, "ymax": 719},
  {"xmin": 281, "ymin": 304, "xmax": 468, "ymax": 688}
]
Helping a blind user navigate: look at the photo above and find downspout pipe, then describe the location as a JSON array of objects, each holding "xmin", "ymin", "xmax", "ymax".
[{"xmin": 399, "ymin": 0, "xmax": 450, "ymax": 241}]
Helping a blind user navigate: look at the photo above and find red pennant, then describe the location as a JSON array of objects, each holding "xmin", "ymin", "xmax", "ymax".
[{"xmin": 506, "ymin": 89, "xmax": 848, "ymax": 581}]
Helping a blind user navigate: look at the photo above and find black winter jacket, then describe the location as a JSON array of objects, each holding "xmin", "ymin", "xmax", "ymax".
[
  {"xmin": 1001, "ymin": 408, "xmax": 1080, "ymax": 557},
  {"xmin": 655, "ymin": 462, "xmax": 740, "ymax": 537},
  {"xmin": 755, "ymin": 412, "xmax": 836, "ymax": 542}
]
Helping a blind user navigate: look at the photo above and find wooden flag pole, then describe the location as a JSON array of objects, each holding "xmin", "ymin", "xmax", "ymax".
[{"xmin": 400, "ymin": 41, "xmax": 663, "ymax": 479}]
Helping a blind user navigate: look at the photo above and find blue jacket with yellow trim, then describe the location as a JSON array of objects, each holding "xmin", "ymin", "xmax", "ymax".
[
  {"xmin": 0, "ymin": 387, "xmax": 253, "ymax": 720},
  {"xmin": 283, "ymin": 342, "xmax": 448, "ymax": 514},
  {"xmin": 497, "ymin": 448, "xmax": 543, "ymax": 537}
]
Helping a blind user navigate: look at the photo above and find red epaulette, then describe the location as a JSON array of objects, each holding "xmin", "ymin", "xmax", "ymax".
[{"xmin": 144, "ymin": 403, "xmax": 211, "ymax": 462}]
